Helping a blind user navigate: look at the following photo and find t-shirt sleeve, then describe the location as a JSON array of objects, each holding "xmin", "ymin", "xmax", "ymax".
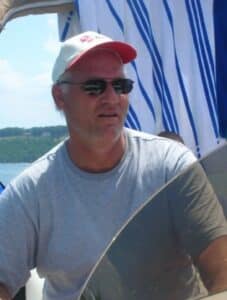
[
  {"xmin": 163, "ymin": 141, "xmax": 197, "ymax": 183},
  {"xmin": 0, "ymin": 183, "xmax": 37, "ymax": 296},
  {"xmin": 169, "ymin": 161, "xmax": 227, "ymax": 258}
]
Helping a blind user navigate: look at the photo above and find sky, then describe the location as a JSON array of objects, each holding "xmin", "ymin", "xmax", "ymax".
[{"xmin": 0, "ymin": 14, "xmax": 66, "ymax": 129}]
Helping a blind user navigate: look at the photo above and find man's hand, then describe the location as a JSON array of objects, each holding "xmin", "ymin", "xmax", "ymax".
[
  {"xmin": 195, "ymin": 235, "xmax": 227, "ymax": 293},
  {"xmin": 0, "ymin": 283, "xmax": 11, "ymax": 300}
]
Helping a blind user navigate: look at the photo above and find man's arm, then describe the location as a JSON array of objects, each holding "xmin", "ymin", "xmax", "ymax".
[
  {"xmin": 169, "ymin": 156, "xmax": 227, "ymax": 294},
  {"xmin": 0, "ymin": 283, "xmax": 11, "ymax": 300},
  {"xmin": 195, "ymin": 235, "xmax": 227, "ymax": 293}
]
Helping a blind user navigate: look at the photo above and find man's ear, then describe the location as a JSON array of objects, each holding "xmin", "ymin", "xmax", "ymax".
[{"xmin": 52, "ymin": 84, "xmax": 65, "ymax": 111}]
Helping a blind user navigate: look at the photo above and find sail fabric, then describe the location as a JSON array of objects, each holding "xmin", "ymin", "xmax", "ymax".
[{"xmin": 57, "ymin": 0, "xmax": 227, "ymax": 158}]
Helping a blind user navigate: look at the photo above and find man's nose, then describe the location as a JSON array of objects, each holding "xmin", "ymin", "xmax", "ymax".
[{"xmin": 100, "ymin": 82, "xmax": 120, "ymax": 102}]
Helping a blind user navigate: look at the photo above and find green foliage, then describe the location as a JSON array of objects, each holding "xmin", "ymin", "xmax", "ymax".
[
  {"xmin": 0, "ymin": 126, "xmax": 68, "ymax": 163},
  {"xmin": 0, "ymin": 126, "xmax": 67, "ymax": 138}
]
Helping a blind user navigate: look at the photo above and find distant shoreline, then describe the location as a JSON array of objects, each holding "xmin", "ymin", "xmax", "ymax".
[{"xmin": 0, "ymin": 126, "xmax": 67, "ymax": 163}]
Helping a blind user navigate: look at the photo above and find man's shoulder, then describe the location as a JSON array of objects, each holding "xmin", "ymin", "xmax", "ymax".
[
  {"xmin": 125, "ymin": 128, "xmax": 157, "ymax": 141},
  {"xmin": 125, "ymin": 128, "xmax": 187, "ymax": 150},
  {"xmin": 125, "ymin": 128, "xmax": 197, "ymax": 173},
  {"xmin": 34, "ymin": 139, "xmax": 66, "ymax": 165},
  {"xmin": 10, "ymin": 140, "xmax": 66, "ymax": 188}
]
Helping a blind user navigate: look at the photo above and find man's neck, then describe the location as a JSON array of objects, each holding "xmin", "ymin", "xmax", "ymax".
[{"xmin": 66, "ymin": 133, "xmax": 127, "ymax": 173}]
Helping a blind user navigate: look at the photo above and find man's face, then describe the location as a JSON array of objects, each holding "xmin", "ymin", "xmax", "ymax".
[{"xmin": 55, "ymin": 50, "xmax": 129, "ymax": 146}]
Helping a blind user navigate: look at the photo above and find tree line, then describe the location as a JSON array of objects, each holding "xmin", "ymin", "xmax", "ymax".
[
  {"xmin": 0, "ymin": 126, "xmax": 68, "ymax": 163},
  {"xmin": 0, "ymin": 126, "xmax": 67, "ymax": 138}
]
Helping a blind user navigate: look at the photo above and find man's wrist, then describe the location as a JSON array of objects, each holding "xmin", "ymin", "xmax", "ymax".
[{"xmin": 0, "ymin": 283, "xmax": 11, "ymax": 300}]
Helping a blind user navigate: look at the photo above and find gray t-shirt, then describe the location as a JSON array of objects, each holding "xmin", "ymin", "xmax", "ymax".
[{"xmin": 0, "ymin": 128, "xmax": 225, "ymax": 300}]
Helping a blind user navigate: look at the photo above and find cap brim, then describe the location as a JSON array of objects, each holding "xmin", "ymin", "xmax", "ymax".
[{"xmin": 67, "ymin": 41, "xmax": 137, "ymax": 71}]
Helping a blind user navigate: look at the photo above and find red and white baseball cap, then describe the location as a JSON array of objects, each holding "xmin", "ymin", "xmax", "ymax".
[{"xmin": 52, "ymin": 31, "xmax": 137, "ymax": 83}]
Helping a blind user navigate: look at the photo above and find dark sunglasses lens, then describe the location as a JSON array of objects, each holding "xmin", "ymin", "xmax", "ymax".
[
  {"xmin": 82, "ymin": 80, "xmax": 106, "ymax": 95},
  {"xmin": 112, "ymin": 79, "xmax": 134, "ymax": 94}
]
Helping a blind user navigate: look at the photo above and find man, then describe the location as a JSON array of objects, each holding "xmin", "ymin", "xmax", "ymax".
[{"xmin": 0, "ymin": 31, "xmax": 227, "ymax": 300}]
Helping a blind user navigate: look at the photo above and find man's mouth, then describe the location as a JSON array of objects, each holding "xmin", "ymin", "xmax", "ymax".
[{"xmin": 98, "ymin": 113, "xmax": 118, "ymax": 118}]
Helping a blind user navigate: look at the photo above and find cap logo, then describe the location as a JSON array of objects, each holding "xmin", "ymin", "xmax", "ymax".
[{"xmin": 80, "ymin": 35, "xmax": 95, "ymax": 43}]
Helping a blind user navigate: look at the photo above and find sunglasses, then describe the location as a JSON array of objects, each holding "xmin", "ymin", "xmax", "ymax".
[{"xmin": 57, "ymin": 78, "xmax": 134, "ymax": 96}]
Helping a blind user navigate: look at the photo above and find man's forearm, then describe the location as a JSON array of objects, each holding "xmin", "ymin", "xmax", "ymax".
[
  {"xmin": 196, "ymin": 236, "xmax": 227, "ymax": 293},
  {"xmin": 0, "ymin": 283, "xmax": 11, "ymax": 300}
]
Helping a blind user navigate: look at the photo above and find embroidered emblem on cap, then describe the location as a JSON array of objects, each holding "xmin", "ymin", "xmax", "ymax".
[
  {"xmin": 80, "ymin": 33, "xmax": 104, "ymax": 43},
  {"xmin": 80, "ymin": 35, "xmax": 94, "ymax": 43}
]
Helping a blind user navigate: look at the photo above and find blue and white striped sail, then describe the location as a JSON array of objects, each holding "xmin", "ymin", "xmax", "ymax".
[{"xmin": 58, "ymin": 0, "xmax": 226, "ymax": 157}]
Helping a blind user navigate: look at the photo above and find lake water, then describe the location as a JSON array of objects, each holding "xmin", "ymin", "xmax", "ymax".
[{"xmin": 0, "ymin": 163, "xmax": 30, "ymax": 185}]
